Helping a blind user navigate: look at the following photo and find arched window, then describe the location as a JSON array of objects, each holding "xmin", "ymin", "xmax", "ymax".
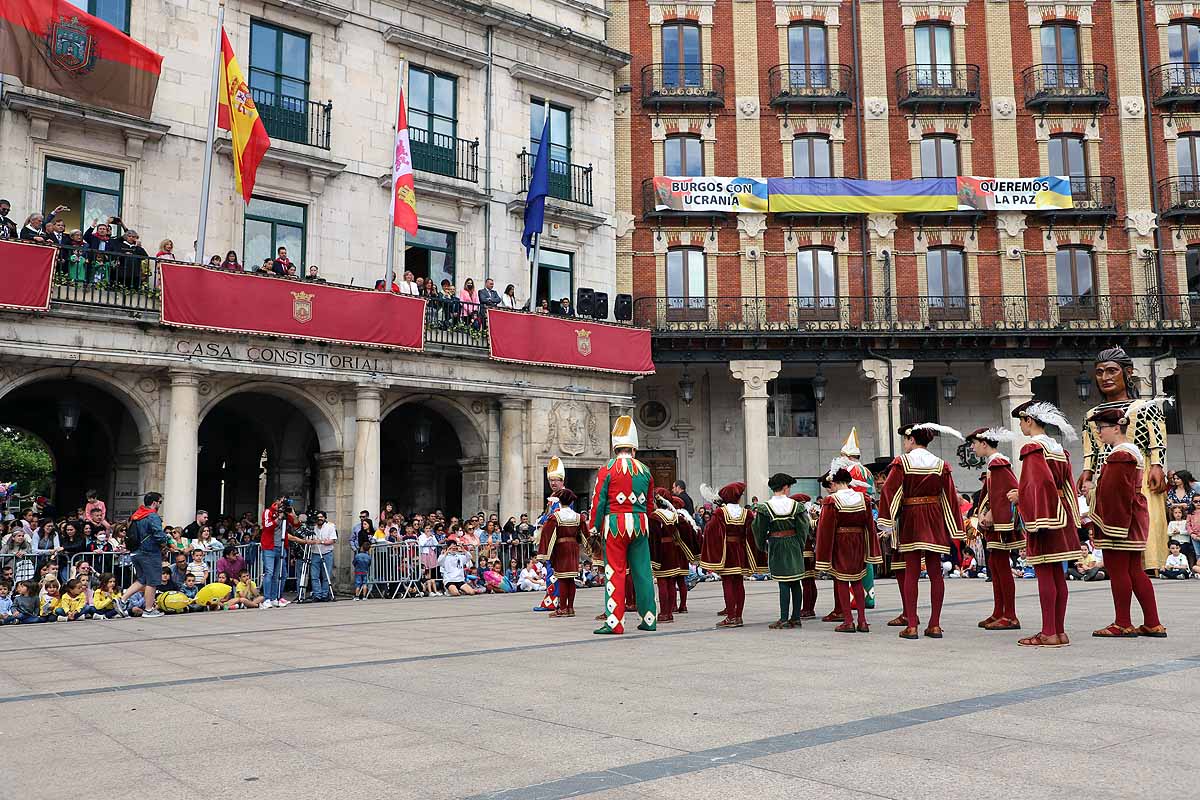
[
  {"xmin": 787, "ymin": 23, "xmax": 828, "ymax": 87},
  {"xmin": 791, "ymin": 135, "xmax": 832, "ymax": 178},
  {"xmin": 1055, "ymin": 247, "xmax": 1096, "ymax": 316},
  {"xmin": 665, "ymin": 134, "xmax": 703, "ymax": 177},
  {"xmin": 1040, "ymin": 23, "xmax": 1080, "ymax": 87},
  {"xmin": 915, "ymin": 22, "xmax": 953, "ymax": 87},
  {"xmin": 920, "ymin": 135, "xmax": 959, "ymax": 178},
  {"xmin": 662, "ymin": 22, "xmax": 702, "ymax": 88},
  {"xmin": 666, "ymin": 247, "xmax": 706, "ymax": 320},
  {"xmin": 1168, "ymin": 19, "xmax": 1200, "ymax": 88},
  {"xmin": 796, "ymin": 248, "xmax": 837, "ymax": 314},
  {"xmin": 926, "ymin": 247, "xmax": 966, "ymax": 312}
]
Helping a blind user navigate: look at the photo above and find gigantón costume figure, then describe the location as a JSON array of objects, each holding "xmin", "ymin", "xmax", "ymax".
[
  {"xmin": 877, "ymin": 422, "xmax": 966, "ymax": 640},
  {"xmin": 1080, "ymin": 346, "xmax": 1170, "ymax": 571},
  {"xmin": 589, "ymin": 416, "xmax": 657, "ymax": 635},
  {"xmin": 1087, "ymin": 403, "xmax": 1167, "ymax": 639},
  {"xmin": 649, "ymin": 489, "xmax": 699, "ymax": 624},
  {"xmin": 966, "ymin": 427, "xmax": 1023, "ymax": 631},
  {"xmin": 815, "ymin": 458, "xmax": 882, "ymax": 633},
  {"xmin": 700, "ymin": 481, "xmax": 764, "ymax": 628},
  {"xmin": 1011, "ymin": 401, "xmax": 1081, "ymax": 648},
  {"xmin": 536, "ymin": 488, "xmax": 584, "ymax": 618},
  {"xmin": 751, "ymin": 473, "xmax": 811, "ymax": 629}
]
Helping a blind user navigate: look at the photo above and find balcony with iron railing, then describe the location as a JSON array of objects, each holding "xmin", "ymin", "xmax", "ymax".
[
  {"xmin": 410, "ymin": 129, "xmax": 479, "ymax": 182},
  {"xmin": 1150, "ymin": 62, "xmax": 1200, "ymax": 110},
  {"xmin": 640, "ymin": 177, "xmax": 730, "ymax": 221},
  {"xmin": 519, "ymin": 150, "xmax": 593, "ymax": 206},
  {"xmin": 640, "ymin": 63, "xmax": 725, "ymax": 109},
  {"xmin": 895, "ymin": 64, "xmax": 981, "ymax": 112},
  {"xmin": 1042, "ymin": 176, "xmax": 1118, "ymax": 220},
  {"xmin": 767, "ymin": 63, "xmax": 854, "ymax": 111},
  {"xmin": 1021, "ymin": 64, "xmax": 1109, "ymax": 112},
  {"xmin": 250, "ymin": 88, "xmax": 332, "ymax": 150},
  {"xmin": 1158, "ymin": 176, "xmax": 1200, "ymax": 219},
  {"xmin": 633, "ymin": 294, "xmax": 1198, "ymax": 335}
]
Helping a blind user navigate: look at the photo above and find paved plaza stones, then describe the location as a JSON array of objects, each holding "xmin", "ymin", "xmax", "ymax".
[{"xmin": 1, "ymin": 578, "xmax": 1195, "ymax": 800}]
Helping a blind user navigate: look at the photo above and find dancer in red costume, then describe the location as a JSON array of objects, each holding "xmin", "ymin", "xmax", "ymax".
[
  {"xmin": 815, "ymin": 458, "xmax": 882, "ymax": 633},
  {"xmin": 877, "ymin": 423, "xmax": 966, "ymax": 640},
  {"xmin": 649, "ymin": 490, "xmax": 699, "ymax": 623},
  {"xmin": 1087, "ymin": 404, "xmax": 1168, "ymax": 639},
  {"xmin": 1011, "ymin": 401, "xmax": 1081, "ymax": 648},
  {"xmin": 965, "ymin": 427, "xmax": 1023, "ymax": 631},
  {"xmin": 699, "ymin": 482, "xmax": 763, "ymax": 628},
  {"xmin": 536, "ymin": 488, "xmax": 584, "ymax": 618}
]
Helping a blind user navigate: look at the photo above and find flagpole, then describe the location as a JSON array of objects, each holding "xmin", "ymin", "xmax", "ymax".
[
  {"xmin": 528, "ymin": 98, "xmax": 550, "ymax": 310},
  {"xmin": 196, "ymin": 0, "xmax": 225, "ymax": 264},
  {"xmin": 385, "ymin": 59, "xmax": 407, "ymax": 290}
]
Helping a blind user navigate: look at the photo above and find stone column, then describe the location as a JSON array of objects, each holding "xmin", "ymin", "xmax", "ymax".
[
  {"xmin": 1132, "ymin": 356, "xmax": 1178, "ymax": 398},
  {"xmin": 991, "ymin": 358, "xmax": 1046, "ymax": 458},
  {"xmin": 351, "ymin": 387, "xmax": 382, "ymax": 524},
  {"xmin": 162, "ymin": 370, "xmax": 201, "ymax": 526},
  {"xmin": 729, "ymin": 360, "xmax": 780, "ymax": 498},
  {"xmin": 860, "ymin": 358, "xmax": 914, "ymax": 459},
  {"xmin": 498, "ymin": 398, "xmax": 527, "ymax": 524}
]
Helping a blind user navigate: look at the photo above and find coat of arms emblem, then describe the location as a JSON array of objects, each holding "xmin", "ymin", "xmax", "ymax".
[
  {"xmin": 45, "ymin": 16, "xmax": 98, "ymax": 76},
  {"xmin": 291, "ymin": 291, "xmax": 314, "ymax": 324},
  {"xmin": 575, "ymin": 328, "xmax": 592, "ymax": 357}
]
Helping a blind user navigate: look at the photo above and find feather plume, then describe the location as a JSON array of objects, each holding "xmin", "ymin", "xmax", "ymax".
[
  {"xmin": 1141, "ymin": 396, "xmax": 1175, "ymax": 411},
  {"xmin": 677, "ymin": 507, "xmax": 699, "ymax": 531},
  {"xmin": 979, "ymin": 426, "xmax": 1017, "ymax": 443},
  {"xmin": 1024, "ymin": 401, "xmax": 1077, "ymax": 442},
  {"xmin": 655, "ymin": 493, "xmax": 676, "ymax": 512},
  {"xmin": 698, "ymin": 483, "xmax": 720, "ymax": 505},
  {"xmin": 827, "ymin": 455, "xmax": 856, "ymax": 478},
  {"xmin": 911, "ymin": 422, "xmax": 965, "ymax": 441}
]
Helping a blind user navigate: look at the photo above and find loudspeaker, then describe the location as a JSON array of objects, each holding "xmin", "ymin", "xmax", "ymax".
[
  {"xmin": 614, "ymin": 294, "xmax": 633, "ymax": 321},
  {"xmin": 576, "ymin": 287, "xmax": 595, "ymax": 318},
  {"xmin": 592, "ymin": 291, "xmax": 609, "ymax": 320}
]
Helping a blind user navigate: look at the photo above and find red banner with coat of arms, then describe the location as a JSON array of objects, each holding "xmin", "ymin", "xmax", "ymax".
[
  {"xmin": 160, "ymin": 263, "xmax": 425, "ymax": 351},
  {"xmin": 486, "ymin": 308, "xmax": 655, "ymax": 375}
]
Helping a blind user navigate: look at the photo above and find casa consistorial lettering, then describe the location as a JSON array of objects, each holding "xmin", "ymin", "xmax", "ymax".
[{"xmin": 175, "ymin": 340, "xmax": 386, "ymax": 372}]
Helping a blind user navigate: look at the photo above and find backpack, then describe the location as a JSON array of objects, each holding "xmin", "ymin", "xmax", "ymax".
[{"xmin": 126, "ymin": 518, "xmax": 143, "ymax": 551}]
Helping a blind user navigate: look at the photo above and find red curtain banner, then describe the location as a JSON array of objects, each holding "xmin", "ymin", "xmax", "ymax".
[
  {"xmin": 161, "ymin": 264, "xmax": 425, "ymax": 351},
  {"xmin": 486, "ymin": 308, "xmax": 655, "ymax": 375},
  {"xmin": 0, "ymin": 240, "xmax": 55, "ymax": 311}
]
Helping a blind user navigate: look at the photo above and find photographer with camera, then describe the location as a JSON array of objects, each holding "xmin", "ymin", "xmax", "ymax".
[
  {"xmin": 261, "ymin": 496, "xmax": 299, "ymax": 609},
  {"xmin": 303, "ymin": 510, "xmax": 338, "ymax": 602}
]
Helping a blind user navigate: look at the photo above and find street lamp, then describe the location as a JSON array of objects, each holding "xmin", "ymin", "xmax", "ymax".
[
  {"xmin": 57, "ymin": 397, "xmax": 81, "ymax": 439},
  {"xmin": 811, "ymin": 367, "xmax": 828, "ymax": 406},
  {"xmin": 941, "ymin": 366, "xmax": 959, "ymax": 405},
  {"xmin": 1075, "ymin": 368, "xmax": 1092, "ymax": 402},
  {"xmin": 678, "ymin": 365, "xmax": 695, "ymax": 406},
  {"xmin": 413, "ymin": 413, "xmax": 432, "ymax": 453}
]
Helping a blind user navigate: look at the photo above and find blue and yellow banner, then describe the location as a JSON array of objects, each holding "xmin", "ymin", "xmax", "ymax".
[
  {"xmin": 956, "ymin": 176, "xmax": 1073, "ymax": 210},
  {"xmin": 767, "ymin": 178, "xmax": 957, "ymax": 214}
]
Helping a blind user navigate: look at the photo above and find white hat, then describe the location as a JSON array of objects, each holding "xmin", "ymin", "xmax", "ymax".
[
  {"xmin": 840, "ymin": 427, "xmax": 861, "ymax": 457},
  {"xmin": 546, "ymin": 456, "xmax": 566, "ymax": 481},
  {"xmin": 611, "ymin": 415, "xmax": 639, "ymax": 451}
]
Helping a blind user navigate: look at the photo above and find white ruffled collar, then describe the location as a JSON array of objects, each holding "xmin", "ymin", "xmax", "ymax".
[
  {"xmin": 905, "ymin": 448, "xmax": 941, "ymax": 469},
  {"xmin": 833, "ymin": 488, "xmax": 862, "ymax": 504},
  {"xmin": 767, "ymin": 496, "xmax": 796, "ymax": 514},
  {"xmin": 1031, "ymin": 433, "xmax": 1063, "ymax": 455}
]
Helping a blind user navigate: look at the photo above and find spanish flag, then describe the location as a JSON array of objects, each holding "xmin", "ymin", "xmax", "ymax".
[{"xmin": 216, "ymin": 29, "xmax": 270, "ymax": 204}]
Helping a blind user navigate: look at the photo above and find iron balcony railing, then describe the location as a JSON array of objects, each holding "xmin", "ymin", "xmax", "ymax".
[
  {"xmin": 633, "ymin": 294, "xmax": 1198, "ymax": 334},
  {"xmin": 250, "ymin": 88, "xmax": 332, "ymax": 150},
  {"xmin": 895, "ymin": 64, "xmax": 981, "ymax": 110},
  {"xmin": 640, "ymin": 63, "xmax": 725, "ymax": 108},
  {"xmin": 1021, "ymin": 63, "xmax": 1109, "ymax": 110},
  {"xmin": 410, "ymin": 129, "xmax": 479, "ymax": 182},
  {"xmin": 1158, "ymin": 175, "xmax": 1200, "ymax": 218},
  {"xmin": 767, "ymin": 63, "xmax": 854, "ymax": 109},
  {"xmin": 1150, "ymin": 62, "xmax": 1200, "ymax": 109},
  {"xmin": 1053, "ymin": 176, "xmax": 1118, "ymax": 216},
  {"xmin": 519, "ymin": 150, "xmax": 593, "ymax": 206}
]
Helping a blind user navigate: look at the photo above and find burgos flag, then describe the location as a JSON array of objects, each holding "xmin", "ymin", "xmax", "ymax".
[
  {"xmin": 217, "ymin": 29, "xmax": 271, "ymax": 204},
  {"xmin": 392, "ymin": 87, "xmax": 419, "ymax": 236}
]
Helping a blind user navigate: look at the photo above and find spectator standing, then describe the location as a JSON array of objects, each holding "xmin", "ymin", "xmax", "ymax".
[
  {"xmin": 672, "ymin": 480, "xmax": 695, "ymax": 515},
  {"xmin": 501, "ymin": 283, "xmax": 518, "ymax": 309},
  {"xmin": 156, "ymin": 240, "xmax": 176, "ymax": 261},
  {"xmin": 1166, "ymin": 471, "xmax": 1196, "ymax": 511},
  {"xmin": 118, "ymin": 492, "xmax": 169, "ymax": 618},
  {"xmin": 19, "ymin": 212, "xmax": 50, "ymax": 243},
  {"xmin": 556, "ymin": 297, "xmax": 574, "ymax": 316},
  {"xmin": 271, "ymin": 246, "xmax": 293, "ymax": 276},
  {"xmin": 398, "ymin": 270, "xmax": 419, "ymax": 295},
  {"xmin": 305, "ymin": 511, "xmax": 337, "ymax": 602},
  {"xmin": 516, "ymin": 514, "xmax": 536, "ymax": 541},
  {"xmin": 305, "ymin": 264, "xmax": 326, "ymax": 283},
  {"xmin": 260, "ymin": 496, "xmax": 299, "ymax": 608},
  {"xmin": 115, "ymin": 227, "xmax": 149, "ymax": 289},
  {"xmin": 221, "ymin": 251, "xmax": 241, "ymax": 271},
  {"xmin": 352, "ymin": 542, "xmax": 372, "ymax": 600},
  {"xmin": 0, "ymin": 199, "xmax": 17, "ymax": 239},
  {"xmin": 478, "ymin": 278, "xmax": 501, "ymax": 307},
  {"xmin": 183, "ymin": 510, "xmax": 208, "ymax": 542}
]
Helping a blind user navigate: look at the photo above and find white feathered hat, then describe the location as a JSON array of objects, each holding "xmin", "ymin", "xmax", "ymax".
[{"xmin": 1013, "ymin": 401, "xmax": 1077, "ymax": 442}]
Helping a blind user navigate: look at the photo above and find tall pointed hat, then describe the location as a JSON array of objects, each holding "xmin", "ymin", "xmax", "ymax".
[
  {"xmin": 611, "ymin": 415, "xmax": 639, "ymax": 451},
  {"xmin": 840, "ymin": 427, "xmax": 861, "ymax": 457}
]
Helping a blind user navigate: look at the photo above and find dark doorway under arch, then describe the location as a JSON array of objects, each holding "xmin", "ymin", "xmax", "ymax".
[{"xmin": 380, "ymin": 404, "xmax": 463, "ymax": 517}]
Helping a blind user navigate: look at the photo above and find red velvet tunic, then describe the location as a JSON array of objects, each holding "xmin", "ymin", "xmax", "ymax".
[
  {"xmin": 649, "ymin": 507, "xmax": 698, "ymax": 578},
  {"xmin": 699, "ymin": 505, "xmax": 763, "ymax": 576},
  {"xmin": 877, "ymin": 450, "xmax": 965, "ymax": 556},
  {"xmin": 814, "ymin": 489, "xmax": 883, "ymax": 581},
  {"xmin": 1090, "ymin": 444, "xmax": 1148, "ymax": 552},
  {"xmin": 536, "ymin": 507, "xmax": 584, "ymax": 579},
  {"xmin": 978, "ymin": 453, "xmax": 1024, "ymax": 551},
  {"xmin": 1017, "ymin": 436, "xmax": 1081, "ymax": 565}
]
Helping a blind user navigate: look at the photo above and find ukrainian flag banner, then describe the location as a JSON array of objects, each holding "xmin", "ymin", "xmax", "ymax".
[
  {"xmin": 956, "ymin": 176, "xmax": 1073, "ymax": 211},
  {"xmin": 767, "ymin": 178, "xmax": 957, "ymax": 214}
]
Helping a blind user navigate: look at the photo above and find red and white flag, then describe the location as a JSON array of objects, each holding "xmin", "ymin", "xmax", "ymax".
[{"xmin": 392, "ymin": 88, "xmax": 418, "ymax": 235}]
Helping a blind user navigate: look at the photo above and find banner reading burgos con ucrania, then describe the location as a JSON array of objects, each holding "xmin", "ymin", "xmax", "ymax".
[
  {"xmin": 652, "ymin": 176, "xmax": 768, "ymax": 213},
  {"xmin": 956, "ymin": 176, "xmax": 1074, "ymax": 211}
]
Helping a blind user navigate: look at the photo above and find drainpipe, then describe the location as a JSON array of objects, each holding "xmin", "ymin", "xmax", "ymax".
[
  {"xmin": 851, "ymin": 0, "xmax": 871, "ymax": 318},
  {"xmin": 1136, "ymin": 0, "xmax": 1166, "ymax": 307},
  {"xmin": 483, "ymin": 26, "xmax": 494, "ymax": 279},
  {"xmin": 866, "ymin": 347, "xmax": 896, "ymax": 458}
]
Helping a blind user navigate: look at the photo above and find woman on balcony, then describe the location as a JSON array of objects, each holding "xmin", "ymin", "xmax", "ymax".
[
  {"xmin": 458, "ymin": 278, "xmax": 481, "ymax": 329},
  {"xmin": 221, "ymin": 250, "xmax": 242, "ymax": 271}
]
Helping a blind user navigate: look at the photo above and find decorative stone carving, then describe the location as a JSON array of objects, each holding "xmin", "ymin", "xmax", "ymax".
[
  {"xmin": 736, "ymin": 96, "xmax": 759, "ymax": 119},
  {"xmin": 1121, "ymin": 96, "xmax": 1145, "ymax": 119},
  {"xmin": 996, "ymin": 211, "xmax": 1027, "ymax": 238},
  {"xmin": 865, "ymin": 97, "xmax": 888, "ymax": 120},
  {"xmin": 546, "ymin": 401, "xmax": 599, "ymax": 457},
  {"xmin": 325, "ymin": 390, "xmax": 340, "ymax": 406},
  {"xmin": 614, "ymin": 94, "xmax": 629, "ymax": 118},
  {"xmin": 867, "ymin": 213, "xmax": 897, "ymax": 239},
  {"xmin": 991, "ymin": 97, "xmax": 1016, "ymax": 120},
  {"xmin": 1027, "ymin": 1, "xmax": 1092, "ymax": 27},
  {"xmin": 901, "ymin": 3, "xmax": 967, "ymax": 27},
  {"xmin": 729, "ymin": 360, "xmax": 780, "ymax": 398},
  {"xmin": 615, "ymin": 212, "xmax": 637, "ymax": 239},
  {"xmin": 137, "ymin": 376, "xmax": 158, "ymax": 394},
  {"xmin": 737, "ymin": 213, "xmax": 768, "ymax": 239},
  {"xmin": 991, "ymin": 358, "xmax": 1045, "ymax": 391},
  {"xmin": 471, "ymin": 400, "xmax": 485, "ymax": 414},
  {"xmin": 197, "ymin": 381, "xmax": 212, "ymax": 396},
  {"xmin": 1126, "ymin": 211, "xmax": 1158, "ymax": 238}
]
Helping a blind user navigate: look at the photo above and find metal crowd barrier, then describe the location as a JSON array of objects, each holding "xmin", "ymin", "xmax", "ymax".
[
  {"xmin": 365, "ymin": 541, "xmax": 422, "ymax": 598},
  {"xmin": 69, "ymin": 551, "xmax": 136, "ymax": 587},
  {"xmin": 0, "ymin": 552, "xmax": 49, "ymax": 584}
]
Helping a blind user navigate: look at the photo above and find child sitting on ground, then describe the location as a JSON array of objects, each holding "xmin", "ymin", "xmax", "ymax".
[
  {"xmin": 180, "ymin": 573, "xmax": 203, "ymax": 610},
  {"xmin": 56, "ymin": 578, "xmax": 90, "ymax": 621},
  {"xmin": 1162, "ymin": 541, "xmax": 1191, "ymax": 579},
  {"xmin": 11, "ymin": 581, "xmax": 50, "ymax": 623},
  {"xmin": 0, "ymin": 582, "xmax": 13, "ymax": 623},
  {"xmin": 92, "ymin": 574, "xmax": 121, "ymax": 618},
  {"xmin": 228, "ymin": 569, "xmax": 264, "ymax": 609},
  {"xmin": 352, "ymin": 541, "xmax": 371, "ymax": 601}
]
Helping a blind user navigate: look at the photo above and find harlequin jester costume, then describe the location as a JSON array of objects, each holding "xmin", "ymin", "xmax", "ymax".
[
  {"xmin": 589, "ymin": 416, "xmax": 657, "ymax": 635},
  {"xmin": 537, "ymin": 487, "xmax": 584, "ymax": 618},
  {"xmin": 751, "ymin": 473, "xmax": 811, "ymax": 629}
]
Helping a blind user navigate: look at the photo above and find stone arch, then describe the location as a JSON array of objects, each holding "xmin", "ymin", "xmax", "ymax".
[
  {"xmin": 0, "ymin": 366, "xmax": 158, "ymax": 446},
  {"xmin": 380, "ymin": 393, "xmax": 486, "ymax": 460},
  {"xmin": 199, "ymin": 380, "xmax": 342, "ymax": 453}
]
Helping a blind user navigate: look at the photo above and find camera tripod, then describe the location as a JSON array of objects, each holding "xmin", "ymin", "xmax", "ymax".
[{"xmin": 296, "ymin": 540, "xmax": 337, "ymax": 603}]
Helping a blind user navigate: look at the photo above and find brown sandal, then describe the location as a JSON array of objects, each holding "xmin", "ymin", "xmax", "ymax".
[
  {"xmin": 978, "ymin": 616, "xmax": 997, "ymax": 629},
  {"xmin": 1018, "ymin": 633, "xmax": 1063, "ymax": 648},
  {"xmin": 822, "ymin": 610, "xmax": 843, "ymax": 623},
  {"xmin": 898, "ymin": 626, "xmax": 919, "ymax": 640},
  {"xmin": 887, "ymin": 615, "xmax": 909, "ymax": 627},
  {"xmin": 834, "ymin": 622, "xmax": 857, "ymax": 633},
  {"xmin": 785, "ymin": 619, "xmax": 802, "ymax": 629},
  {"xmin": 984, "ymin": 617, "xmax": 1019, "ymax": 631},
  {"xmin": 1093, "ymin": 624, "xmax": 1137, "ymax": 638},
  {"xmin": 1136, "ymin": 624, "xmax": 1167, "ymax": 638},
  {"xmin": 856, "ymin": 622, "xmax": 870, "ymax": 633},
  {"xmin": 923, "ymin": 626, "xmax": 944, "ymax": 639},
  {"xmin": 716, "ymin": 616, "xmax": 738, "ymax": 628}
]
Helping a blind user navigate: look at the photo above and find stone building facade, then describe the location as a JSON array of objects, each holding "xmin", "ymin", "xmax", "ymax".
[{"xmin": 612, "ymin": 0, "xmax": 1200, "ymax": 496}]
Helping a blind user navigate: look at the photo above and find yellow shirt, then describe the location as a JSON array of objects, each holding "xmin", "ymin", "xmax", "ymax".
[
  {"xmin": 234, "ymin": 579, "xmax": 258, "ymax": 599},
  {"xmin": 56, "ymin": 592, "xmax": 87, "ymax": 615},
  {"xmin": 92, "ymin": 589, "xmax": 116, "ymax": 611}
]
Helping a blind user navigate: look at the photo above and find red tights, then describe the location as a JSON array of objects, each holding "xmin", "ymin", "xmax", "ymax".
[
  {"xmin": 801, "ymin": 576, "xmax": 817, "ymax": 615},
  {"xmin": 1033, "ymin": 563, "xmax": 1068, "ymax": 636},
  {"xmin": 1103, "ymin": 550, "xmax": 1160, "ymax": 629},
  {"xmin": 833, "ymin": 580, "xmax": 866, "ymax": 625},
  {"xmin": 656, "ymin": 577, "xmax": 676, "ymax": 620},
  {"xmin": 901, "ymin": 552, "xmax": 944, "ymax": 628},
  {"xmin": 675, "ymin": 576, "xmax": 688, "ymax": 611},
  {"xmin": 720, "ymin": 575, "xmax": 746, "ymax": 618},
  {"xmin": 988, "ymin": 550, "xmax": 1017, "ymax": 620},
  {"xmin": 558, "ymin": 579, "xmax": 576, "ymax": 611}
]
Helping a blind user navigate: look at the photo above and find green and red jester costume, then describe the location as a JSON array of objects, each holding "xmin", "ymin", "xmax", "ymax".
[{"xmin": 589, "ymin": 415, "xmax": 658, "ymax": 635}]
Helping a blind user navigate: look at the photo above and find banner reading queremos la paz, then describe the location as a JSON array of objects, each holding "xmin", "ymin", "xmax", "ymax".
[
  {"xmin": 652, "ymin": 176, "xmax": 768, "ymax": 213},
  {"xmin": 956, "ymin": 176, "xmax": 1074, "ymax": 211}
]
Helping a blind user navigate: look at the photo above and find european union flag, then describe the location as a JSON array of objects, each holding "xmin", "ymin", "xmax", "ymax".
[{"xmin": 522, "ymin": 116, "xmax": 551, "ymax": 254}]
